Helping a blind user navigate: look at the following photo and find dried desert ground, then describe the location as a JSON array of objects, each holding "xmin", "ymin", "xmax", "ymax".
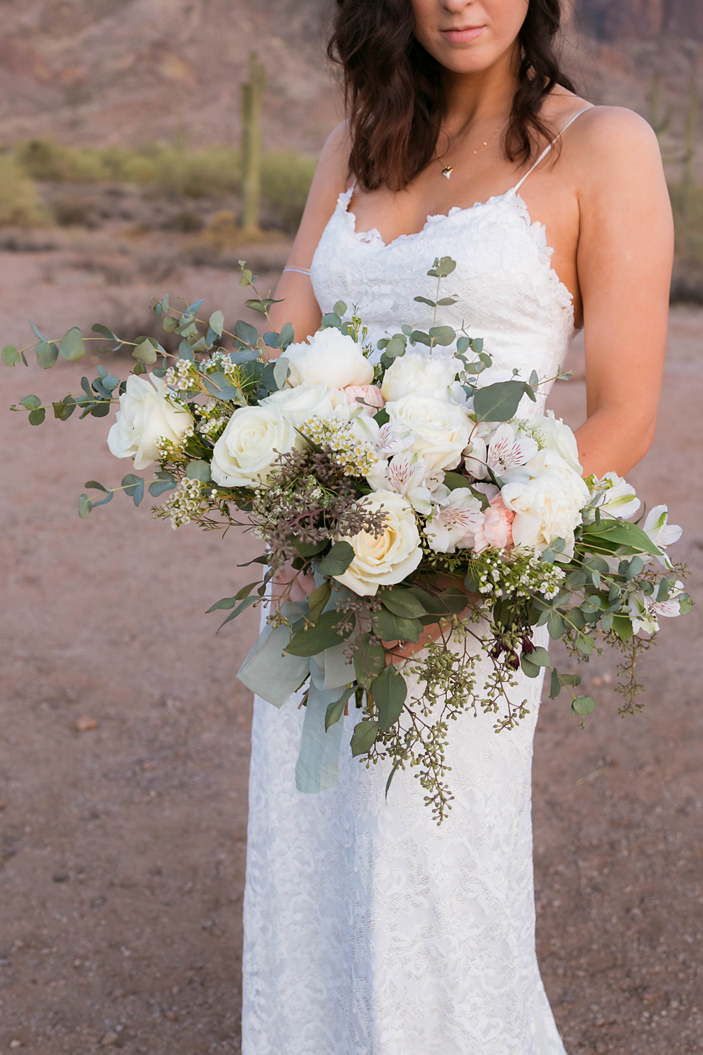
[{"xmin": 0, "ymin": 244, "xmax": 702, "ymax": 1055}]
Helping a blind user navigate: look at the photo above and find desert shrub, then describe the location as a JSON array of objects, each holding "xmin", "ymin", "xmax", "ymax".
[
  {"xmin": 670, "ymin": 183, "xmax": 703, "ymax": 303},
  {"xmin": 0, "ymin": 154, "xmax": 47, "ymax": 226},
  {"xmin": 262, "ymin": 151, "xmax": 316, "ymax": 232}
]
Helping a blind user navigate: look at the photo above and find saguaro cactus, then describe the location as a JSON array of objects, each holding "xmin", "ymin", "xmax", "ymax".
[{"xmin": 240, "ymin": 52, "xmax": 266, "ymax": 236}]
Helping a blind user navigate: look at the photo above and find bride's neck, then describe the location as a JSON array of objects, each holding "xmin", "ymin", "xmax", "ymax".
[{"xmin": 440, "ymin": 45, "xmax": 519, "ymax": 137}]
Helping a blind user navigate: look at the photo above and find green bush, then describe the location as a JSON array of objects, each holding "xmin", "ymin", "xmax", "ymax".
[
  {"xmin": 0, "ymin": 153, "xmax": 47, "ymax": 226},
  {"xmin": 262, "ymin": 150, "xmax": 317, "ymax": 232}
]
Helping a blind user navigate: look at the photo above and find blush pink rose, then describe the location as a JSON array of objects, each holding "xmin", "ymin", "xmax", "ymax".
[
  {"xmin": 343, "ymin": 384, "xmax": 386, "ymax": 416},
  {"xmin": 474, "ymin": 493, "xmax": 514, "ymax": 552}
]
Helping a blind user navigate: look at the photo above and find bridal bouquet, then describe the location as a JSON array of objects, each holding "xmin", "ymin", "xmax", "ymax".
[{"xmin": 5, "ymin": 257, "xmax": 691, "ymax": 821}]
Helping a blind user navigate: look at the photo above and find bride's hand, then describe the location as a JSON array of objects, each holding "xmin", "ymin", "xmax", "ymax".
[
  {"xmin": 384, "ymin": 573, "xmax": 479, "ymax": 666},
  {"xmin": 271, "ymin": 561, "xmax": 316, "ymax": 611}
]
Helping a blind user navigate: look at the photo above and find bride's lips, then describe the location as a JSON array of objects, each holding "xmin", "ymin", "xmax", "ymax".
[{"xmin": 440, "ymin": 25, "xmax": 485, "ymax": 44}]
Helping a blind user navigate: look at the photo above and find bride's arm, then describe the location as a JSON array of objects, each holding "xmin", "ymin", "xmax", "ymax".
[
  {"xmin": 571, "ymin": 108, "xmax": 674, "ymax": 479},
  {"xmin": 266, "ymin": 122, "xmax": 352, "ymax": 345}
]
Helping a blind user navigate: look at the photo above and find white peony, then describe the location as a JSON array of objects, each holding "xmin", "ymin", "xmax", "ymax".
[
  {"xmin": 282, "ymin": 328, "xmax": 373, "ymax": 389},
  {"xmin": 387, "ymin": 394, "xmax": 471, "ymax": 473},
  {"xmin": 500, "ymin": 448, "xmax": 590, "ymax": 557},
  {"xmin": 529, "ymin": 410, "xmax": 582, "ymax": 473},
  {"xmin": 425, "ymin": 488, "xmax": 486, "ymax": 554},
  {"xmin": 261, "ymin": 381, "xmax": 335, "ymax": 427},
  {"xmin": 210, "ymin": 404, "xmax": 304, "ymax": 488},
  {"xmin": 381, "ymin": 351, "xmax": 459, "ymax": 403},
  {"xmin": 334, "ymin": 489, "xmax": 422, "ymax": 596},
  {"xmin": 107, "ymin": 373, "xmax": 194, "ymax": 471}
]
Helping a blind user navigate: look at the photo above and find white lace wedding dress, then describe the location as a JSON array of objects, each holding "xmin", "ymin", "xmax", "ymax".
[{"xmin": 241, "ymin": 115, "xmax": 589, "ymax": 1055}]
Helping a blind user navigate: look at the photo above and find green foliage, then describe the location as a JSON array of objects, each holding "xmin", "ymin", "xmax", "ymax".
[{"xmin": 0, "ymin": 154, "xmax": 47, "ymax": 227}]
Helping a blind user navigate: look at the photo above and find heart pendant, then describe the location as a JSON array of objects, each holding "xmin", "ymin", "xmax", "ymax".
[{"xmin": 441, "ymin": 166, "xmax": 453, "ymax": 179}]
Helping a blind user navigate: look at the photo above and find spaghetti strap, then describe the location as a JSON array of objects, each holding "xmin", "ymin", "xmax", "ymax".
[{"xmin": 512, "ymin": 106, "xmax": 593, "ymax": 192}]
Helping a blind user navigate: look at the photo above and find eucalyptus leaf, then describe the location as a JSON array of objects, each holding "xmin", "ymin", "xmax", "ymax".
[
  {"xmin": 325, "ymin": 686, "xmax": 355, "ymax": 732},
  {"xmin": 59, "ymin": 327, "xmax": 85, "ymax": 362},
  {"xmin": 185, "ymin": 460, "xmax": 211, "ymax": 483},
  {"xmin": 317, "ymin": 541, "xmax": 355, "ymax": 577},
  {"xmin": 372, "ymin": 609, "xmax": 422, "ymax": 643},
  {"xmin": 208, "ymin": 310, "xmax": 224, "ymax": 337},
  {"xmin": 286, "ymin": 609, "xmax": 353, "ymax": 657},
  {"xmin": 78, "ymin": 494, "xmax": 92, "ymax": 518},
  {"xmin": 572, "ymin": 695, "xmax": 596, "ymax": 715},
  {"xmin": 36, "ymin": 341, "xmax": 58, "ymax": 369},
  {"xmin": 234, "ymin": 320, "xmax": 258, "ymax": 347},
  {"xmin": 372, "ymin": 665, "xmax": 407, "ymax": 731},
  {"xmin": 273, "ymin": 356, "xmax": 290, "ymax": 390},
  {"xmin": 307, "ymin": 580, "xmax": 332, "ymax": 626},
  {"xmin": 428, "ymin": 325, "xmax": 456, "ymax": 346},
  {"xmin": 350, "ymin": 720, "xmax": 379, "ymax": 757},
  {"xmin": 92, "ymin": 323, "xmax": 121, "ymax": 347},
  {"xmin": 2, "ymin": 344, "xmax": 20, "ymax": 367},
  {"xmin": 354, "ymin": 633, "xmax": 386, "ymax": 688},
  {"xmin": 381, "ymin": 589, "xmax": 427, "ymax": 619},
  {"xmin": 473, "ymin": 380, "xmax": 526, "ymax": 422},
  {"xmin": 132, "ymin": 338, "xmax": 158, "ymax": 365},
  {"xmin": 28, "ymin": 407, "xmax": 46, "ymax": 425}
]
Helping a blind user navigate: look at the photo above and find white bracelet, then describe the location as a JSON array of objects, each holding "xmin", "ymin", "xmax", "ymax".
[{"xmin": 283, "ymin": 266, "xmax": 311, "ymax": 276}]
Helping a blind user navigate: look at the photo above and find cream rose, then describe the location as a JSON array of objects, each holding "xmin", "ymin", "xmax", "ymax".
[
  {"xmin": 210, "ymin": 404, "xmax": 303, "ymax": 488},
  {"xmin": 261, "ymin": 381, "xmax": 335, "ymax": 427},
  {"xmin": 283, "ymin": 328, "xmax": 374, "ymax": 389},
  {"xmin": 387, "ymin": 394, "xmax": 471, "ymax": 473},
  {"xmin": 107, "ymin": 373, "xmax": 194, "ymax": 471},
  {"xmin": 334, "ymin": 489, "xmax": 422, "ymax": 596},
  {"xmin": 381, "ymin": 351, "xmax": 459, "ymax": 403},
  {"xmin": 500, "ymin": 448, "xmax": 590, "ymax": 557}
]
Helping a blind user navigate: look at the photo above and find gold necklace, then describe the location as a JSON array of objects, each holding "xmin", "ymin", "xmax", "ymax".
[{"xmin": 435, "ymin": 121, "xmax": 504, "ymax": 179}]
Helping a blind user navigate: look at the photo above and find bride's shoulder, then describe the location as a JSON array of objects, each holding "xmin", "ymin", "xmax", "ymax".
[
  {"xmin": 315, "ymin": 120, "xmax": 353, "ymax": 194},
  {"xmin": 541, "ymin": 93, "xmax": 665, "ymax": 204},
  {"xmin": 551, "ymin": 96, "xmax": 662, "ymax": 178}
]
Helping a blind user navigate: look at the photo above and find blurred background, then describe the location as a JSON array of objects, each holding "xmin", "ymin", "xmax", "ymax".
[{"xmin": 0, "ymin": 2, "xmax": 701, "ymax": 1054}]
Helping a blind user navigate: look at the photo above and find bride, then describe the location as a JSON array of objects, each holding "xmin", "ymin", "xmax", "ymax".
[{"xmin": 241, "ymin": 1, "xmax": 673, "ymax": 1052}]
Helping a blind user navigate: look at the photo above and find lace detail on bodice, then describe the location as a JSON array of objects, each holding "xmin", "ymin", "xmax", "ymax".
[{"xmin": 311, "ymin": 187, "xmax": 575, "ymax": 416}]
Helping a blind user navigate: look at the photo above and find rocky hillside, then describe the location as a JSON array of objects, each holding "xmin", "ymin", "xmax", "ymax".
[{"xmin": 0, "ymin": 0, "xmax": 699, "ymax": 162}]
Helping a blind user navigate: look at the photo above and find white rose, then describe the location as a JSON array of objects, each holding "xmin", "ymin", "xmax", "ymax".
[
  {"xmin": 261, "ymin": 381, "xmax": 335, "ymax": 427},
  {"xmin": 210, "ymin": 404, "xmax": 303, "ymax": 488},
  {"xmin": 334, "ymin": 489, "xmax": 422, "ymax": 596},
  {"xmin": 107, "ymin": 373, "xmax": 194, "ymax": 471},
  {"xmin": 500, "ymin": 448, "xmax": 590, "ymax": 557},
  {"xmin": 387, "ymin": 394, "xmax": 471, "ymax": 473},
  {"xmin": 283, "ymin": 328, "xmax": 374, "ymax": 388},
  {"xmin": 381, "ymin": 351, "xmax": 459, "ymax": 402},
  {"xmin": 529, "ymin": 410, "xmax": 582, "ymax": 473}
]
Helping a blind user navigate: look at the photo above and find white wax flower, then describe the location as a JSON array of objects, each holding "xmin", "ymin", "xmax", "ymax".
[
  {"xmin": 381, "ymin": 351, "xmax": 459, "ymax": 402},
  {"xmin": 107, "ymin": 373, "xmax": 194, "ymax": 471},
  {"xmin": 210, "ymin": 404, "xmax": 303, "ymax": 488},
  {"xmin": 500, "ymin": 448, "xmax": 590, "ymax": 558},
  {"xmin": 283, "ymin": 329, "xmax": 373, "ymax": 388},
  {"xmin": 334, "ymin": 489, "xmax": 422, "ymax": 597},
  {"xmin": 387, "ymin": 394, "xmax": 471, "ymax": 473}
]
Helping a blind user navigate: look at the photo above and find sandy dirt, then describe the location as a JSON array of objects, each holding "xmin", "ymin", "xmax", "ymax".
[{"xmin": 0, "ymin": 243, "xmax": 702, "ymax": 1054}]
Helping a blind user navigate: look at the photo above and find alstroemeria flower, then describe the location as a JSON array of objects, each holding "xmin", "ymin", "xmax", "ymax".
[
  {"xmin": 425, "ymin": 487, "xmax": 486, "ymax": 554},
  {"xmin": 643, "ymin": 505, "xmax": 682, "ymax": 567}
]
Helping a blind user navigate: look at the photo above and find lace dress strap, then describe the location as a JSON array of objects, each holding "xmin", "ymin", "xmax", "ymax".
[{"xmin": 512, "ymin": 106, "xmax": 593, "ymax": 192}]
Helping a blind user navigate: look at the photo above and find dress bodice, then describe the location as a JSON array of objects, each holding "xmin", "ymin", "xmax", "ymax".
[{"xmin": 311, "ymin": 186, "xmax": 576, "ymax": 417}]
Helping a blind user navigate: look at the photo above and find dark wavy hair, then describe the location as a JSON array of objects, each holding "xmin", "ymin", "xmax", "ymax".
[{"xmin": 327, "ymin": 0, "xmax": 576, "ymax": 192}]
